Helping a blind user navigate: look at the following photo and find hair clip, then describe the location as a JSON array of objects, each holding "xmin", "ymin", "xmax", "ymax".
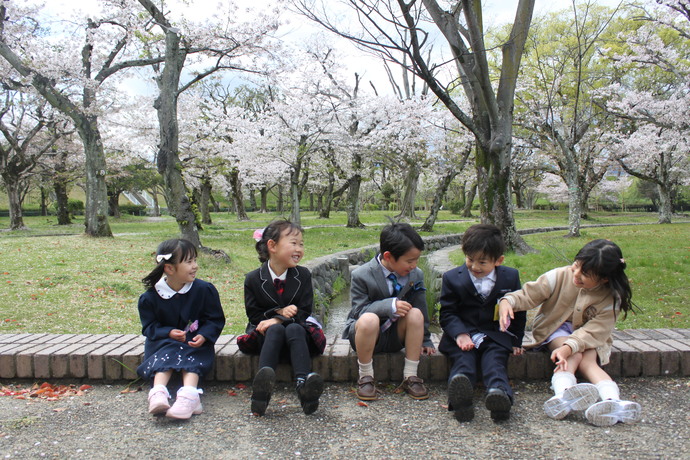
[
  {"xmin": 253, "ymin": 228, "xmax": 264, "ymax": 242},
  {"xmin": 620, "ymin": 258, "xmax": 625, "ymax": 264},
  {"xmin": 156, "ymin": 253, "xmax": 173, "ymax": 263}
]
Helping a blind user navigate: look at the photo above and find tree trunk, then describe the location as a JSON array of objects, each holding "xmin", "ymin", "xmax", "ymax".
[
  {"xmin": 290, "ymin": 163, "xmax": 301, "ymax": 226},
  {"xmin": 475, "ymin": 139, "xmax": 533, "ymax": 253},
  {"xmin": 319, "ymin": 173, "xmax": 335, "ymax": 219},
  {"xmin": 40, "ymin": 186, "xmax": 49, "ymax": 217},
  {"xmin": 564, "ymin": 168, "xmax": 582, "ymax": 237},
  {"xmin": 346, "ymin": 153, "xmax": 364, "ymax": 228},
  {"xmin": 4, "ymin": 177, "xmax": 26, "ymax": 230},
  {"xmin": 227, "ymin": 168, "xmax": 249, "ymax": 221},
  {"xmin": 657, "ymin": 183, "xmax": 673, "ymax": 224},
  {"xmin": 420, "ymin": 169, "xmax": 457, "ymax": 232},
  {"xmin": 54, "ymin": 178, "xmax": 71, "ymax": 225},
  {"xmin": 260, "ymin": 186, "xmax": 268, "ymax": 213},
  {"xmin": 107, "ymin": 190, "xmax": 121, "ymax": 219},
  {"xmin": 199, "ymin": 178, "xmax": 212, "ymax": 225},
  {"xmin": 397, "ymin": 163, "xmax": 419, "ymax": 220},
  {"xmin": 248, "ymin": 187, "xmax": 257, "ymax": 211},
  {"xmin": 462, "ymin": 183, "xmax": 476, "ymax": 218},
  {"xmin": 153, "ymin": 29, "xmax": 202, "ymax": 247}
]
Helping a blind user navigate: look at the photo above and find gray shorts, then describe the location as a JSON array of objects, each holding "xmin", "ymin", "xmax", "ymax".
[{"xmin": 347, "ymin": 321, "xmax": 404, "ymax": 353}]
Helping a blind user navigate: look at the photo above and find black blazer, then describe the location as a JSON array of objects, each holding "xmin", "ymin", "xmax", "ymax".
[
  {"xmin": 438, "ymin": 264, "xmax": 526, "ymax": 353},
  {"xmin": 243, "ymin": 263, "xmax": 313, "ymax": 332}
]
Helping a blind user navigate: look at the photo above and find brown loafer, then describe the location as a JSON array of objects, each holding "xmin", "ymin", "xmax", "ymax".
[
  {"xmin": 400, "ymin": 376, "xmax": 429, "ymax": 400},
  {"xmin": 357, "ymin": 375, "xmax": 377, "ymax": 400}
]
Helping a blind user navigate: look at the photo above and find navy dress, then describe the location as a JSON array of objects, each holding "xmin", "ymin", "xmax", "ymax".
[{"xmin": 136, "ymin": 279, "xmax": 225, "ymax": 380}]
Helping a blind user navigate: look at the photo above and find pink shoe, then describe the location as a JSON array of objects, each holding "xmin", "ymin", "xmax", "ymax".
[
  {"xmin": 166, "ymin": 389, "xmax": 203, "ymax": 420},
  {"xmin": 148, "ymin": 388, "xmax": 170, "ymax": 415}
]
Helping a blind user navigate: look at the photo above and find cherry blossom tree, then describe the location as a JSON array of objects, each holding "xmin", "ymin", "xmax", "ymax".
[
  {"xmin": 294, "ymin": 0, "xmax": 536, "ymax": 253},
  {"xmin": 599, "ymin": 0, "xmax": 690, "ymax": 223},
  {"xmin": 515, "ymin": 2, "xmax": 622, "ymax": 236},
  {"xmin": 0, "ymin": 86, "xmax": 68, "ymax": 230}
]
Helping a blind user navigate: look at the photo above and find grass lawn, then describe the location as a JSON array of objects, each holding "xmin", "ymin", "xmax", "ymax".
[{"xmin": 0, "ymin": 210, "xmax": 687, "ymax": 334}]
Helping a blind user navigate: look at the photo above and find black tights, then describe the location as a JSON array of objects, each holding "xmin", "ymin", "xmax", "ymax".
[{"xmin": 258, "ymin": 323, "xmax": 311, "ymax": 379}]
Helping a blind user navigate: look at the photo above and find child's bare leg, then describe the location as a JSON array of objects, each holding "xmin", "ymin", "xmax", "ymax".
[
  {"xmin": 181, "ymin": 371, "xmax": 200, "ymax": 388},
  {"xmin": 396, "ymin": 307, "xmax": 424, "ymax": 362},
  {"xmin": 354, "ymin": 312, "xmax": 380, "ymax": 365},
  {"xmin": 548, "ymin": 337, "xmax": 583, "ymax": 376},
  {"xmin": 578, "ymin": 349, "xmax": 611, "ymax": 384},
  {"xmin": 153, "ymin": 369, "xmax": 173, "ymax": 387}
]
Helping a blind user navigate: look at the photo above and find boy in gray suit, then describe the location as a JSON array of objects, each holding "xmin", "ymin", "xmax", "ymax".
[{"xmin": 342, "ymin": 223, "xmax": 436, "ymax": 400}]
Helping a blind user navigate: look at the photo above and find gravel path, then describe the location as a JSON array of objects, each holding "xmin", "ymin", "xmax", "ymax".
[{"xmin": 1, "ymin": 377, "xmax": 688, "ymax": 459}]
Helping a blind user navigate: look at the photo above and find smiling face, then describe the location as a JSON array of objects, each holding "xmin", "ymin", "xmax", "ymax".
[
  {"xmin": 165, "ymin": 256, "xmax": 198, "ymax": 291},
  {"xmin": 571, "ymin": 261, "xmax": 608, "ymax": 289},
  {"xmin": 464, "ymin": 252, "xmax": 504, "ymax": 279},
  {"xmin": 267, "ymin": 228, "xmax": 304, "ymax": 275},
  {"xmin": 382, "ymin": 247, "xmax": 422, "ymax": 278}
]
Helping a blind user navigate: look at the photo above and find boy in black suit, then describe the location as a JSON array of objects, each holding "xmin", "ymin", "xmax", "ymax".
[
  {"xmin": 342, "ymin": 223, "xmax": 435, "ymax": 401},
  {"xmin": 439, "ymin": 224, "xmax": 526, "ymax": 422}
]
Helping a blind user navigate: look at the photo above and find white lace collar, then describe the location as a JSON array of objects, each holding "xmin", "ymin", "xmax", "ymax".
[{"xmin": 154, "ymin": 276, "xmax": 193, "ymax": 299}]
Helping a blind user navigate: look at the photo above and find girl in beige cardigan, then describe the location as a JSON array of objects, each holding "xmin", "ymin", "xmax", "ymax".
[{"xmin": 499, "ymin": 239, "xmax": 640, "ymax": 426}]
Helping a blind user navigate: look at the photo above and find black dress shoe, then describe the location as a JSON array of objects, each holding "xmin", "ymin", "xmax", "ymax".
[
  {"xmin": 448, "ymin": 374, "xmax": 474, "ymax": 422},
  {"xmin": 251, "ymin": 366, "xmax": 275, "ymax": 416},
  {"xmin": 296, "ymin": 372, "xmax": 324, "ymax": 415},
  {"xmin": 485, "ymin": 387, "xmax": 512, "ymax": 421}
]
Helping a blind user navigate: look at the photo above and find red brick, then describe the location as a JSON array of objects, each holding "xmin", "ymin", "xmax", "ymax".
[
  {"xmin": 525, "ymin": 351, "xmax": 551, "ymax": 380},
  {"xmin": 104, "ymin": 343, "xmax": 143, "ymax": 380},
  {"xmin": 214, "ymin": 343, "xmax": 236, "ymax": 381},
  {"xmin": 660, "ymin": 339, "xmax": 690, "ymax": 376},
  {"xmin": 628, "ymin": 341, "xmax": 660, "ymax": 376},
  {"xmin": 16, "ymin": 343, "xmax": 53, "ymax": 378},
  {"xmin": 50, "ymin": 343, "xmax": 90, "ymax": 378},
  {"xmin": 330, "ymin": 342, "xmax": 354, "ymax": 382}
]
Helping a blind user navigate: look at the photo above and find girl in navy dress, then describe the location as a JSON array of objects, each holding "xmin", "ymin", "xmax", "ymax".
[
  {"xmin": 243, "ymin": 220, "xmax": 325, "ymax": 416},
  {"xmin": 137, "ymin": 238, "xmax": 225, "ymax": 419}
]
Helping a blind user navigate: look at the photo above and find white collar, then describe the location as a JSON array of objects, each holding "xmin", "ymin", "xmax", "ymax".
[
  {"xmin": 267, "ymin": 262, "xmax": 286, "ymax": 281},
  {"xmin": 154, "ymin": 276, "xmax": 193, "ymax": 299},
  {"xmin": 468, "ymin": 269, "xmax": 497, "ymax": 285}
]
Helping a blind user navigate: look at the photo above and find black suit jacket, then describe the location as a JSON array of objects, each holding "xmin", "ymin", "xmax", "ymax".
[
  {"xmin": 243, "ymin": 263, "xmax": 313, "ymax": 332},
  {"xmin": 438, "ymin": 264, "xmax": 526, "ymax": 354}
]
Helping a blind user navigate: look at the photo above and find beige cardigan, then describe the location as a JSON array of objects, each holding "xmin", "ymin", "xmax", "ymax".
[{"xmin": 503, "ymin": 265, "xmax": 618, "ymax": 365}]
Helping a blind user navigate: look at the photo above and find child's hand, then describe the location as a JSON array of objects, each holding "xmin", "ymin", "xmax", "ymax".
[
  {"xmin": 188, "ymin": 334, "xmax": 206, "ymax": 348},
  {"xmin": 456, "ymin": 333, "xmax": 474, "ymax": 351},
  {"xmin": 394, "ymin": 300, "xmax": 412, "ymax": 317},
  {"xmin": 256, "ymin": 318, "xmax": 281, "ymax": 335},
  {"xmin": 551, "ymin": 344, "xmax": 572, "ymax": 372},
  {"xmin": 498, "ymin": 299, "xmax": 514, "ymax": 332},
  {"xmin": 422, "ymin": 346, "xmax": 436, "ymax": 356},
  {"xmin": 169, "ymin": 329, "xmax": 186, "ymax": 342},
  {"xmin": 512, "ymin": 346, "xmax": 525, "ymax": 356},
  {"xmin": 278, "ymin": 305, "xmax": 298, "ymax": 318}
]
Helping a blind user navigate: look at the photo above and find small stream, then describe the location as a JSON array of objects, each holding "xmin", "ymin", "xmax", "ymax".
[{"xmin": 323, "ymin": 289, "xmax": 351, "ymax": 336}]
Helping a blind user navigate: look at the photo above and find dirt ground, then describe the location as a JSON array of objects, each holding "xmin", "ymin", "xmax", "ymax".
[{"xmin": 1, "ymin": 376, "xmax": 688, "ymax": 459}]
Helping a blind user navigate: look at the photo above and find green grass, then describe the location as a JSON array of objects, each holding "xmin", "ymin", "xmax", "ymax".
[
  {"xmin": 449, "ymin": 223, "xmax": 690, "ymax": 329},
  {"xmin": 0, "ymin": 210, "xmax": 686, "ymax": 334}
]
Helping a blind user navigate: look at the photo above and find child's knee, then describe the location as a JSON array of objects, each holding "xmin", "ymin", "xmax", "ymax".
[
  {"xmin": 356, "ymin": 312, "xmax": 380, "ymax": 331},
  {"xmin": 404, "ymin": 307, "xmax": 424, "ymax": 326}
]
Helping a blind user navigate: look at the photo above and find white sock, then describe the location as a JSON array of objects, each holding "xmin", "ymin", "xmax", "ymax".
[
  {"xmin": 403, "ymin": 358, "xmax": 419, "ymax": 380},
  {"xmin": 595, "ymin": 380, "xmax": 620, "ymax": 401},
  {"xmin": 551, "ymin": 372, "xmax": 577, "ymax": 397},
  {"xmin": 150, "ymin": 384, "xmax": 170, "ymax": 398},
  {"xmin": 358, "ymin": 360, "xmax": 374, "ymax": 379},
  {"xmin": 179, "ymin": 385, "xmax": 202, "ymax": 396}
]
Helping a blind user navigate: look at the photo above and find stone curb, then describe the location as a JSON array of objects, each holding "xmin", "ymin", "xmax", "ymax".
[{"xmin": 1, "ymin": 330, "xmax": 688, "ymax": 382}]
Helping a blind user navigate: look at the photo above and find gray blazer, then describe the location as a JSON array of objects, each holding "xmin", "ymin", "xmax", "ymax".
[{"xmin": 342, "ymin": 256, "xmax": 434, "ymax": 349}]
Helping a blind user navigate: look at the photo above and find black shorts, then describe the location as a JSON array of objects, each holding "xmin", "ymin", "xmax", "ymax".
[{"xmin": 347, "ymin": 321, "xmax": 404, "ymax": 353}]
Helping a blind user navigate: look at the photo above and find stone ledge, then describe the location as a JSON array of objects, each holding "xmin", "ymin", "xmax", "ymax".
[{"xmin": 1, "ymin": 329, "xmax": 689, "ymax": 382}]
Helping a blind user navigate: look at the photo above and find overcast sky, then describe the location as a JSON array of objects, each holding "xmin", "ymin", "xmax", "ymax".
[{"xmin": 37, "ymin": 0, "xmax": 627, "ymax": 95}]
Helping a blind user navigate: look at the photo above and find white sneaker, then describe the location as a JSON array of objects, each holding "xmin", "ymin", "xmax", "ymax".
[
  {"xmin": 544, "ymin": 383, "xmax": 599, "ymax": 419},
  {"xmin": 147, "ymin": 388, "xmax": 170, "ymax": 415},
  {"xmin": 166, "ymin": 389, "xmax": 203, "ymax": 420},
  {"xmin": 585, "ymin": 400, "xmax": 642, "ymax": 426}
]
